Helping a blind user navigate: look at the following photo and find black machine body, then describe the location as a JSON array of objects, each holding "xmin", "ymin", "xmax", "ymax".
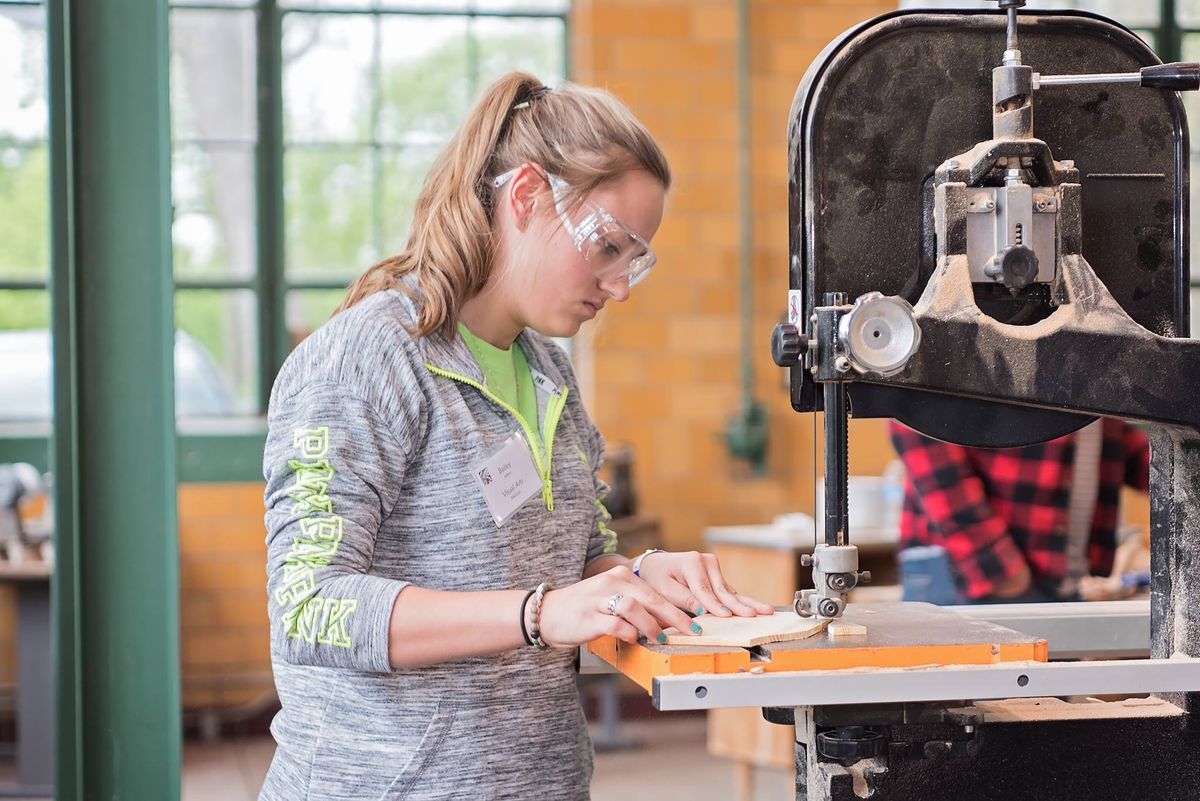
[{"xmin": 780, "ymin": 8, "xmax": 1192, "ymax": 448}]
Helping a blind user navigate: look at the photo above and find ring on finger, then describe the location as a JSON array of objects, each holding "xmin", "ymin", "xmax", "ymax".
[{"xmin": 606, "ymin": 593, "xmax": 623, "ymax": 616}]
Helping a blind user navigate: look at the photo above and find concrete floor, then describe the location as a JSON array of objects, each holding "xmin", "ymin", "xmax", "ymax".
[
  {"xmin": 1, "ymin": 714, "xmax": 795, "ymax": 800},
  {"xmin": 180, "ymin": 715, "xmax": 794, "ymax": 801}
]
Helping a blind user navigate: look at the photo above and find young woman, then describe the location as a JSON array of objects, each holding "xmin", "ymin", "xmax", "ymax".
[{"xmin": 260, "ymin": 72, "xmax": 772, "ymax": 801}]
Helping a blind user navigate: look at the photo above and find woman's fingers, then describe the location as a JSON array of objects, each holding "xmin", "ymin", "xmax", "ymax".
[
  {"xmin": 600, "ymin": 610, "xmax": 641, "ymax": 645},
  {"xmin": 701, "ymin": 555, "xmax": 766, "ymax": 616},
  {"xmin": 610, "ymin": 596, "xmax": 669, "ymax": 644},
  {"xmin": 602, "ymin": 566, "xmax": 697, "ymax": 636},
  {"xmin": 651, "ymin": 576, "xmax": 714, "ymax": 626},
  {"xmin": 678, "ymin": 556, "xmax": 733, "ymax": 617},
  {"xmin": 735, "ymin": 594, "xmax": 775, "ymax": 614},
  {"xmin": 631, "ymin": 583, "xmax": 699, "ymax": 635}
]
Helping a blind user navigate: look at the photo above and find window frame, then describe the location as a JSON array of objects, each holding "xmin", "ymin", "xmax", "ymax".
[{"xmin": 0, "ymin": 0, "xmax": 570, "ymax": 480}]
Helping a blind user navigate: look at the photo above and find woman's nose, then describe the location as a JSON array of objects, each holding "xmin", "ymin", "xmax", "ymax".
[{"xmin": 600, "ymin": 274, "xmax": 631, "ymax": 303}]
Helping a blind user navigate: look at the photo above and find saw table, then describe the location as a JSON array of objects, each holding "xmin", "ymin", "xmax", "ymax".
[{"xmin": 589, "ymin": 601, "xmax": 1046, "ymax": 694}]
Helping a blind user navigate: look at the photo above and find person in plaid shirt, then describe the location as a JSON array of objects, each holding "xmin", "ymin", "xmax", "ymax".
[{"xmin": 888, "ymin": 418, "xmax": 1149, "ymax": 603}]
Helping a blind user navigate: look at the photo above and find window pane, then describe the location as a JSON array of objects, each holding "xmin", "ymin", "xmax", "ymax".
[
  {"xmin": 378, "ymin": 16, "xmax": 470, "ymax": 145},
  {"xmin": 286, "ymin": 288, "xmax": 344, "ymax": 349},
  {"xmin": 175, "ymin": 290, "xmax": 257, "ymax": 416},
  {"xmin": 282, "ymin": 0, "xmax": 376, "ymax": 9},
  {"xmin": 0, "ymin": 295, "xmax": 50, "ymax": 422},
  {"xmin": 0, "ymin": 143, "xmax": 48, "ymax": 281},
  {"xmin": 173, "ymin": 144, "xmax": 257, "ymax": 279},
  {"xmin": 1181, "ymin": 0, "xmax": 1200, "ymax": 27},
  {"xmin": 474, "ymin": 16, "xmax": 565, "ymax": 87},
  {"xmin": 376, "ymin": 1, "xmax": 470, "ymax": 9},
  {"xmin": 1184, "ymin": 37, "xmax": 1200, "ymax": 154},
  {"xmin": 1072, "ymin": 0, "xmax": 1159, "ymax": 27},
  {"xmin": 170, "ymin": 8, "xmax": 257, "ymax": 144},
  {"xmin": 898, "ymin": 0, "xmax": 1158, "ymax": 24},
  {"xmin": 0, "ymin": 288, "xmax": 48, "ymax": 331},
  {"xmin": 283, "ymin": 13, "xmax": 375, "ymax": 144},
  {"xmin": 0, "ymin": 5, "xmax": 46, "ymax": 142},
  {"xmin": 471, "ymin": 0, "xmax": 569, "ymax": 12},
  {"xmin": 284, "ymin": 146, "xmax": 376, "ymax": 280},
  {"xmin": 381, "ymin": 145, "xmax": 437, "ymax": 254},
  {"xmin": 172, "ymin": 0, "xmax": 256, "ymax": 7}
]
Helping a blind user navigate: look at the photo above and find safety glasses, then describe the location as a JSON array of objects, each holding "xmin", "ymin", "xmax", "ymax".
[{"xmin": 492, "ymin": 167, "xmax": 657, "ymax": 287}]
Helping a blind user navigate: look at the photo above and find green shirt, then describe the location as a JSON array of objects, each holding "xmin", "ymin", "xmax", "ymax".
[{"xmin": 457, "ymin": 322, "xmax": 541, "ymax": 439}]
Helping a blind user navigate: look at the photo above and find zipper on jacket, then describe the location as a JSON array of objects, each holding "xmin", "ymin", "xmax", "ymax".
[{"xmin": 425, "ymin": 363, "xmax": 569, "ymax": 512}]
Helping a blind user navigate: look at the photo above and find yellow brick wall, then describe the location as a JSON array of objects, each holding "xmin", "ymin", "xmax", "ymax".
[
  {"xmin": 572, "ymin": 0, "xmax": 898, "ymax": 552},
  {"xmin": 178, "ymin": 483, "xmax": 272, "ymax": 709}
]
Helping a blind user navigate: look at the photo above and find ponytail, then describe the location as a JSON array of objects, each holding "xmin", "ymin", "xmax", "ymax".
[{"xmin": 337, "ymin": 72, "xmax": 670, "ymax": 338}]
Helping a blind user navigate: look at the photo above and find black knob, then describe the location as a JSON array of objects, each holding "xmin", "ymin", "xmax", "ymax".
[
  {"xmin": 816, "ymin": 726, "xmax": 885, "ymax": 765},
  {"xmin": 1141, "ymin": 62, "xmax": 1200, "ymax": 92},
  {"xmin": 762, "ymin": 707, "xmax": 796, "ymax": 726},
  {"xmin": 771, "ymin": 323, "xmax": 808, "ymax": 366},
  {"xmin": 986, "ymin": 245, "xmax": 1039, "ymax": 292}
]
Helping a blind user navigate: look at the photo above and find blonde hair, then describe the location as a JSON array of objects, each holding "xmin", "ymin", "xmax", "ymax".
[{"xmin": 336, "ymin": 72, "xmax": 671, "ymax": 337}]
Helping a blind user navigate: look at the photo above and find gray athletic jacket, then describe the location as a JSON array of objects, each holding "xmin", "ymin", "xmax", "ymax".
[{"xmin": 258, "ymin": 287, "xmax": 618, "ymax": 801}]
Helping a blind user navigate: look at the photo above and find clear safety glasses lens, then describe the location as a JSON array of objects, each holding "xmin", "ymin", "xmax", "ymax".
[
  {"xmin": 492, "ymin": 168, "xmax": 657, "ymax": 287},
  {"xmin": 554, "ymin": 194, "xmax": 657, "ymax": 287}
]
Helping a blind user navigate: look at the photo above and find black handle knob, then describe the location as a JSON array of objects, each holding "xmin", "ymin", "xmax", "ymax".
[
  {"xmin": 1141, "ymin": 62, "xmax": 1200, "ymax": 91},
  {"xmin": 985, "ymin": 245, "xmax": 1039, "ymax": 293},
  {"xmin": 771, "ymin": 323, "xmax": 808, "ymax": 367}
]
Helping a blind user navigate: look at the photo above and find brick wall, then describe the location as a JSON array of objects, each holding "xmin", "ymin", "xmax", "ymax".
[
  {"xmin": 178, "ymin": 483, "xmax": 272, "ymax": 709},
  {"xmin": 571, "ymin": 0, "xmax": 898, "ymax": 552}
]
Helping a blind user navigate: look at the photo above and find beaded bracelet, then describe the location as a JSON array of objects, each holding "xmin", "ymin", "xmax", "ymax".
[
  {"xmin": 528, "ymin": 581, "xmax": 551, "ymax": 650},
  {"xmin": 518, "ymin": 588, "xmax": 537, "ymax": 647}
]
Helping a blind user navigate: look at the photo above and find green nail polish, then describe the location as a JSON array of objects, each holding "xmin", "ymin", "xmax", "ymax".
[
  {"xmin": 691, "ymin": 622, "xmax": 703, "ymax": 634},
  {"xmin": 695, "ymin": 606, "xmax": 705, "ymax": 616},
  {"xmin": 721, "ymin": 606, "xmax": 731, "ymax": 614},
  {"xmin": 657, "ymin": 632, "xmax": 667, "ymax": 645}
]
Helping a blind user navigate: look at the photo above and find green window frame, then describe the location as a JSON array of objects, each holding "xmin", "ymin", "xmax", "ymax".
[{"xmin": 0, "ymin": 0, "xmax": 569, "ymax": 480}]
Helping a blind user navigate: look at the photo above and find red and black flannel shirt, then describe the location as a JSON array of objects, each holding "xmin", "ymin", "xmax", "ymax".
[{"xmin": 888, "ymin": 418, "xmax": 1149, "ymax": 600}]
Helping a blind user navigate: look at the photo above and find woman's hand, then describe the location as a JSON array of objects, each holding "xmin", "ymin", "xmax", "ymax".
[
  {"xmin": 636, "ymin": 550, "xmax": 774, "ymax": 618},
  {"xmin": 538, "ymin": 565, "xmax": 701, "ymax": 647}
]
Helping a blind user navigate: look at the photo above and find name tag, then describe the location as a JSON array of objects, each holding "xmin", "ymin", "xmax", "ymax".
[
  {"xmin": 472, "ymin": 433, "xmax": 544, "ymax": 527},
  {"xmin": 530, "ymin": 368, "xmax": 559, "ymax": 396}
]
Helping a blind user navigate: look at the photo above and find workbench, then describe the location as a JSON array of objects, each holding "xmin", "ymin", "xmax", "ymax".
[{"xmin": 0, "ymin": 560, "xmax": 51, "ymax": 799}]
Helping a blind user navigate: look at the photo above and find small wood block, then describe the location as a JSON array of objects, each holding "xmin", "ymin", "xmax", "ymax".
[
  {"xmin": 662, "ymin": 611, "xmax": 828, "ymax": 647},
  {"xmin": 827, "ymin": 621, "xmax": 868, "ymax": 638}
]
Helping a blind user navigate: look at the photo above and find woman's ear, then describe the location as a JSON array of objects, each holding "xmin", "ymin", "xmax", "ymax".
[{"xmin": 506, "ymin": 163, "xmax": 546, "ymax": 232}]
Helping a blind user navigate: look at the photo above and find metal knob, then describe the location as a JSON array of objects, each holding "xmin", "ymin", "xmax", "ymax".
[
  {"xmin": 986, "ymin": 245, "xmax": 1039, "ymax": 293},
  {"xmin": 771, "ymin": 323, "xmax": 808, "ymax": 367}
]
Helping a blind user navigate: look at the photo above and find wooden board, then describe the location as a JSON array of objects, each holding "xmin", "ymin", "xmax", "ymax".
[
  {"xmin": 662, "ymin": 611, "xmax": 828, "ymax": 647},
  {"xmin": 827, "ymin": 621, "xmax": 868, "ymax": 638}
]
